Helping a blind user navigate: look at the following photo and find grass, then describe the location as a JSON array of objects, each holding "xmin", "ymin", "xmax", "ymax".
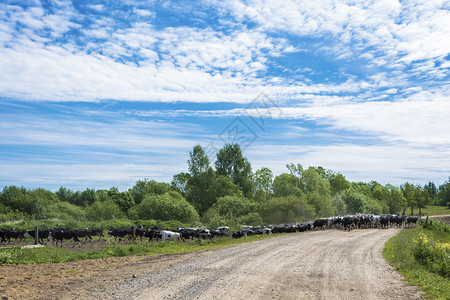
[
  {"xmin": 0, "ymin": 233, "xmax": 284, "ymax": 265},
  {"xmin": 414, "ymin": 206, "xmax": 450, "ymax": 217},
  {"xmin": 383, "ymin": 221, "xmax": 450, "ymax": 299}
]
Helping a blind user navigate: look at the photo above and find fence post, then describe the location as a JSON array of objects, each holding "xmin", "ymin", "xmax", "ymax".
[{"xmin": 34, "ymin": 225, "xmax": 39, "ymax": 245}]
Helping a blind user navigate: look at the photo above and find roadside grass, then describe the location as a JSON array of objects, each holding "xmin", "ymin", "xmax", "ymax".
[
  {"xmin": 415, "ymin": 206, "xmax": 450, "ymax": 217},
  {"xmin": 383, "ymin": 221, "xmax": 450, "ymax": 300},
  {"xmin": 0, "ymin": 232, "xmax": 284, "ymax": 265}
]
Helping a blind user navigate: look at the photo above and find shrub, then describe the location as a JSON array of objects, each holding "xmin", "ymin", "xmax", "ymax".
[
  {"xmin": 413, "ymin": 232, "xmax": 450, "ymax": 277},
  {"xmin": 137, "ymin": 192, "xmax": 199, "ymax": 223}
]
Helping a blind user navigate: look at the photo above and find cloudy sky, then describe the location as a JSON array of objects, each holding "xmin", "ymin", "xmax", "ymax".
[{"xmin": 1, "ymin": 0, "xmax": 449, "ymax": 190}]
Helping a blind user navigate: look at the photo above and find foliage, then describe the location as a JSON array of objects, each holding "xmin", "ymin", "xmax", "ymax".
[
  {"xmin": 86, "ymin": 200, "xmax": 124, "ymax": 221},
  {"xmin": 137, "ymin": 191, "xmax": 199, "ymax": 223},
  {"xmin": 383, "ymin": 222, "xmax": 450, "ymax": 299},
  {"xmin": 259, "ymin": 195, "xmax": 314, "ymax": 224}
]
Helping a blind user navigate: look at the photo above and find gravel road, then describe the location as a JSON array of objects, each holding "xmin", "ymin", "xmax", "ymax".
[{"xmin": 97, "ymin": 228, "xmax": 421, "ymax": 300}]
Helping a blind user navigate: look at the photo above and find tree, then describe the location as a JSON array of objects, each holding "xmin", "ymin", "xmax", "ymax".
[
  {"xmin": 215, "ymin": 143, "xmax": 253, "ymax": 197},
  {"xmin": 210, "ymin": 196, "xmax": 252, "ymax": 218},
  {"xmin": 401, "ymin": 182, "xmax": 417, "ymax": 215},
  {"xmin": 328, "ymin": 172, "xmax": 351, "ymax": 196},
  {"xmin": 129, "ymin": 179, "xmax": 173, "ymax": 205},
  {"xmin": 340, "ymin": 190, "xmax": 367, "ymax": 214},
  {"xmin": 386, "ymin": 184, "xmax": 406, "ymax": 214},
  {"xmin": 259, "ymin": 195, "xmax": 314, "ymax": 224},
  {"xmin": 137, "ymin": 191, "xmax": 199, "ymax": 223},
  {"xmin": 301, "ymin": 167, "xmax": 334, "ymax": 217},
  {"xmin": 416, "ymin": 185, "xmax": 431, "ymax": 217},
  {"xmin": 188, "ymin": 145, "xmax": 210, "ymax": 177},
  {"xmin": 171, "ymin": 172, "xmax": 191, "ymax": 197},
  {"xmin": 438, "ymin": 178, "xmax": 450, "ymax": 208},
  {"xmin": 253, "ymin": 167, "xmax": 274, "ymax": 202},
  {"xmin": 272, "ymin": 173, "xmax": 302, "ymax": 197},
  {"xmin": 424, "ymin": 181, "xmax": 438, "ymax": 205}
]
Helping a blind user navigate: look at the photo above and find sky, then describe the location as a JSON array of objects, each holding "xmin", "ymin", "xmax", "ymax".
[{"xmin": 0, "ymin": 0, "xmax": 449, "ymax": 191}]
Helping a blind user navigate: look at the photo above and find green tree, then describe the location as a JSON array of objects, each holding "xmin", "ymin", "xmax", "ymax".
[
  {"xmin": 188, "ymin": 144, "xmax": 210, "ymax": 177},
  {"xmin": 386, "ymin": 184, "xmax": 406, "ymax": 214},
  {"xmin": 424, "ymin": 181, "xmax": 438, "ymax": 205},
  {"xmin": 137, "ymin": 191, "xmax": 199, "ymax": 223},
  {"xmin": 328, "ymin": 172, "xmax": 351, "ymax": 196},
  {"xmin": 86, "ymin": 200, "xmax": 124, "ymax": 221},
  {"xmin": 215, "ymin": 143, "xmax": 253, "ymax": 197},
  {"xmin": 210, "ymin": 195, "xmax": 252, "ymax": 218},
  {"xmin": 259, "ymin": 195, "xmax": 314, "ymax": 224},
  {"xmin": 253, "ymin": 167, "xmax": 274, "ymax": 202},
  {"xmin": 401, "ymin": 182, "xmax": 417, "ymax": 215},
  {"xmin": 129, "ymin": 179, "xmax": 173, "ymax": 205},
  {"xmin": 341, "ymin": 190, "xmax": 367, "ymax": 214},
  {"xmin": 171, "ymin": 172, "xmax": 191, "ymax": 197},
  {"xmin": 438, "ymin": 178, "xmax": 450, "ymax": 208},
  {"xmin": 272, "ymin": 173, "xmax": 302, "ymax": 197},
  {"xmin": 301, "ymin": 167, "xmax": 334, "ymax": 217}
]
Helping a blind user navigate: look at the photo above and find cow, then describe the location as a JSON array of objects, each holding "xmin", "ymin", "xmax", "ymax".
[
  {"xmin": 405, "ymin": 216, "xmax": 418, "ymax": 228},
  {"xmin": 4, "ymin": 229, "xmax": 27, "ymax": 244},
  {"xmin": 50, "ymin": 228, "xmax": 81, "ymax": 247},
  {"xmin": 0, "ymin": 229, "xmax": 6, "ymax": 244},
  {"xmin": 313, "ymin": 219, "xmax": 328, "ymax": 230},
  {"xmin": 87, "ymin": 228, "xmax": 105, "ymax": 241},
  {"xmin": 108, "ymin": 228, "xmax": 132, "ymax": 242},
  {"xmin": 26, "ymin": 229, "xmax": 51, "ymax": 245},
  {"xmin": 160, "ymin": 230, "xmax": 181, "ymax": 241}
]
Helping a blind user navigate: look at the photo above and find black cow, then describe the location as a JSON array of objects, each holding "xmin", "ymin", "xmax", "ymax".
[
  {"xmin": 50, "ymin": 228, "xmax": 81, "ymax": 247},
  {"xmin": 5, "ymin": 229, "xmax": 27, "ymax": 244},
  {"xmin": 108, "ymin": 228, "xmax": 132, "ymax": 242},
  {"xmin": 26, "ymin": 229, "xmax": 51, "ymax": 245},
  {"xmin": 313, "ymin": 219, "xmax": 328, "ymax": 230},
  {"xmin": 0, "ymin": 229, "xmax": 6, "ymax": 244},
  {"xmin": 405, "ymin": 216, "xmax": 418, "ymax": 228}
]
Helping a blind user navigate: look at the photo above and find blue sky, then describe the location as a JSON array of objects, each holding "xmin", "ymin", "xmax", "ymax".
[{"xmin": 0, "ymin": 0, "xmax": 449, "ymax": 190}]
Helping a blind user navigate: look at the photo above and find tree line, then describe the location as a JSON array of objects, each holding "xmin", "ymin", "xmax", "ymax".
[{"xmin": 1, "ymin": 144, "xmax": 449, "ymax": 227}]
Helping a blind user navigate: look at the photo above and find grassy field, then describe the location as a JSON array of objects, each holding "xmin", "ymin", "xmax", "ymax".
[
  {"xmin": 413, "ymin": 206, "xmax": 450, "ymax": 217},
  {"xmin": 0, "ymin": 232, "xmax": 284, "ymax": 264},
  {"xmin": 383, "ymin": 220, "xmax": 450, "ymax": 299}
]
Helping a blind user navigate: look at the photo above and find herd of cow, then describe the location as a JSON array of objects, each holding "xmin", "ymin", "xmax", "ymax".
[{"xmin": 0, "ymin": 214, "xmax": 419, "ymax": 248}]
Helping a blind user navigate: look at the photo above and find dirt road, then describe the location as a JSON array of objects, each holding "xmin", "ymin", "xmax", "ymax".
[{"xmin": 0, "ymin": 228, "xmax": 422, "ymax": 300}]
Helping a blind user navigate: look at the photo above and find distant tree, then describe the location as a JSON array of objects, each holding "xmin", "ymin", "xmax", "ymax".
[
  {"xmin": 253, "ymin": 167, "xmax": 274, "ymax": 202},
  {"xmin": 328, "ymin": 172, "xmax": 351, "ymax": 196},
  {"xmin": 401, "ymin": 182, "xmax": 417, "ymax": 215},
  {"xmin": 129, "ymin": 179, "xmax": 173, "ymax": 205},
  {"xmin": 188, "ymin": 144, "xmax": 210, "ymax": 177},
  {"xmin": 86, "ymin": 200, "xmax": 124, "ymax": 221},
  {"xmin": 340, "ymin": 190, "xmax": 367, "ymax": 214},
  {"xmin": 171, "ymin": 172, "xmax": 191, "ymax": 197},
  {"xmin": 424, "ymin": 181, "xmax": 438, "ymax": 205},
  {"xmin": 210, "ymin": 196, "xmax": 252, "ymax": 218},
  {"xmin": 438, "ymin": 178, "xmax": 450, "ymax": 208},
  {"xmin": 272, "ymin": 173, "xmax": 302, "ymax": 198},
  {"xmin": 137, "ymin": 191, "xmax": 199, "ymax": 223},
  {"xmin": 215, "ymin": 144, "xmax": 253, "ymax": 197},
  {"xmin": 386, "ymin": 184, "xmax": 406, "ymax": 214},
  {"xmin": 259, "ymin": 195, "xmax": 314, "ymax": 224}
]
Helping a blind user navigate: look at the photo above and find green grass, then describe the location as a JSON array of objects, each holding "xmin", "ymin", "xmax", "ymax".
[
  {"xmin": 383, "ymin": 221, "xmax": 450, "ymax": 299},
  {"xmin": 0, "ymin": 233, "xmax": 284, "ymax": 265},
  {"xmin": 415, "ymin": 206, "xmax": 450, "ymax": 217}
]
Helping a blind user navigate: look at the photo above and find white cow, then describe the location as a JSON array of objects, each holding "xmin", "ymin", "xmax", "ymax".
[{"xmin": 160, "ymin": 230, "xmax": 181, "ymax": 241}]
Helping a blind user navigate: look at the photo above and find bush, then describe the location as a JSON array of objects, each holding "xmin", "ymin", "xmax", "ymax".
[
  {"xmin": 46, "ymin": 201, "xmax": 86, "ymax": 221},
  {"xmin": 413, "ymin": 232, "xmax": 450, "ymax": 277},
  {"xmin": 137, "ymin": 192, "xmax": 199, "ymax": 223},
  {"xmin": 86, "ymin": 200, "xmax": 124, "ymax": 221}
]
